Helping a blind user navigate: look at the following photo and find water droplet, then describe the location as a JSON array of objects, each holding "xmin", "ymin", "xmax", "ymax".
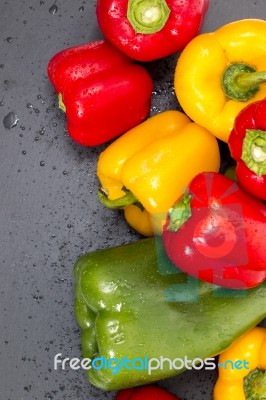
[
  {"xmin": 49, "ymin": 2, "xmax": 58, "ymax": 14},
  {"xmin": 0, "ymin": 64, "xmax": 4, "ymax": 68},
  {"xmin": 40, "ymin": 161, "xmax": 45, "ymax": 167},
  {"xmin": 22, "ymin": 150, "xmax": 27, "ymax": 155},
  {"xmin": 3, "ymin": 112, "xmax": 19, "ymax": 130},
  {"xmin": 6, "ymin": 37, "xmax": 13, "ymax": 43}
]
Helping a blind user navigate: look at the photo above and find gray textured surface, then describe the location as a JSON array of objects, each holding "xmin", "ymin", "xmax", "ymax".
[{"xmin": 0, "ymin": 1, "xmax": 266, "ymax": 399}]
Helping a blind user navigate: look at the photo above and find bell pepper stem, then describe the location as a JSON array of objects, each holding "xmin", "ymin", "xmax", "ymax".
[
  {"xmin": 127, "ymin": 0, "xmax": 171, "ymax": 34},
  {"xmin": 244, "ymin": 368, "xmax": 266, "ymax": 400},
  {"xmin": 237, "ymin": 71, "xmax": 266, "ymax": 88},
  {"xmin": 222, "ymin": 63, "xmax": 266, "ymax": 102},
  {"xmin": 167, "ymin": 193, "xmax": 192, "ymax": 232},
  {"xmin": 98, "ymin": 187, "xmax": 138, "ymax": 209},
  {"xmin": 58, "ymin": 93, "xmax": 66, "ymax": 112},
  {"xmin": 242, "ymin": 129, "xmax": 266, "ymax": 176}
]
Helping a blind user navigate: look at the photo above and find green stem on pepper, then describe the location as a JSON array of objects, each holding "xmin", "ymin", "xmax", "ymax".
[
  {"xmin": 98, "ymin": 187, "xmax": 137, "ymax": 209},
  {"xmin": 127, "ymin": 0, "xmax": 171, "ymax": 34},
  {"xmin": 58, "ymin": 93, "xmax": 66, "ymax": 112},
  {"xmin": 242, "ymin": 129, "xmax": 266, "ymax": 175},
  {"xmin": 222, "ymin": 63, "xmax": 266, "ymax": 102},
  {"xmin": 244, "ymin": 368, "xmax": 266, "ymax": 400},
  {"xmin": 167, "ymin": 193, "xmax": 192, "ymax": 232}
]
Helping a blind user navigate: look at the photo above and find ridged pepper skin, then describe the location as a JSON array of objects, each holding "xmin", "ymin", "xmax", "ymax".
[
  {"xmin": 163, "ymin": 172, "xmax": 266, "ymax": 290},
  {"xmin": 47, "ymin": 40, "xmax": 131, "ymax": 94},
  {"xmin": 47, "ymin": 40, "xmax": 153, "ymax": 146},
  {"xmin": 73, "ymin": 238, "xmax": 266, "ymax": 391},
  {"xmin": 97, "ymin": 110, "xmax": 220, "ymax": 236},
  {"xmin": 175, "ymin": 19, "xmax": 266, "ymax": 142},
  {"xmin": 96, "ymin": 0, "xmax": 209, "ymax": 62},
  {"xmin": 229, "ymin": 99, "xmax": 266, "ymax": 201},
  {"xmin": 214, "ymin": 327, "xmax": 266, "ymax": 400}
]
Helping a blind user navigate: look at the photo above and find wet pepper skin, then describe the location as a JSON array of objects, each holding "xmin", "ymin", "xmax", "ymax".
[
  {"xmin": 229, "ymin": 99, "xmax": 266, "ymax": 200},
  {"xmin": 97, "ymin": 110, "xmax": 220, "ymax": 236},
  {"xmin": 175, "ymin": 19, "xmax": 266, "ymax": 142},
  {"xmin": 96, "ymin": 0, "xmax": 209, "ymax": 61},
  {"xmin": 163, "ymin": 172, "xmax": 266, "ymax": 289},
  {"xmin": 47, "ymin": 40, "xmax": 153, "ymax": 146},
  {"xmin": 73, "ymin": 238, "xmax": 266, "ymax": 390}
]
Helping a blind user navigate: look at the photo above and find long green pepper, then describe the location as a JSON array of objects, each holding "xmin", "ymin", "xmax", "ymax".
[{"xmin": 73, "ymin": 238, "xmax": 266, "ymax": 390}]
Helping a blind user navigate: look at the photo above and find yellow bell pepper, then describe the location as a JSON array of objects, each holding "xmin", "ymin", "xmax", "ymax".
[
  {"xmin": 97, "ymin": 110, "xmax": 220, "ymax": 236},
  {"xmin": 175, "ymin": 19, "xmax": 266, "ymax": 143},
  {"xmin": 213, "ymin": 327, "xmax": 266, "ymax": 400}
]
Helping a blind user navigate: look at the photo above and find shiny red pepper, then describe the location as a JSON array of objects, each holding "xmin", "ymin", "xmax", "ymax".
[
  {"xmin": 47, "ymin": 40, "xmax": 153, "ymax": 146},
  {"xmin": 162, "ymin": 172, "xmax": 266, "ymax": 289},
  {"xmin": 115, "ymin": 386, "xmax": 180, "ymax": 400},
  {"xmin": 96, "ymin": 0, "xmax": 209, "ymax": 62},
  {"xmin": 228, "ymin": 98, "xmax": 266, "ymax": 200}
]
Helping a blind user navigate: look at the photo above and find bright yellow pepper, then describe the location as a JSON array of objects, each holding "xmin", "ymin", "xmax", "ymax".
[
  {"xmin": 97, "ymin": 110, "xmax": 220, "ymax": 236},
  {"xmin": 175, "ymin": 19, "xmax": 266, "ymax": 143},
  {"xmin": 214, "ymin": 327, "xmax": 266, "ymax": 400}
]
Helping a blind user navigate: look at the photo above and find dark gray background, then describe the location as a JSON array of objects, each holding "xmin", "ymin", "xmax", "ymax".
[{"xmin": 1, "ymin": 1, "xmax": 265, "ymax": 399}]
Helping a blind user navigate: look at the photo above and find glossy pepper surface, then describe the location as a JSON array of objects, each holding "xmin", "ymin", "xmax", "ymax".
[
  {"xmin": 73, "ymin": 238, "xmax": 266, "ymax": 390},
  {"xmin": 175, "ymin": 19, "xmax": 266, "ymax": 142},
  {"xmin": 214, "ymin": 327, "xmax": 266, "ymax": 400},
  {"xmin": 47, "ymin": 40, "xmax": 153, "ymax": 146},
  {"xmin": 229, "ymin": 98, "xmax": 266, "ymax": 201},
  {"xmin": 97, "ymin": 110, "xmax": 220, "ymax": 236},
  {"xmin": 96, "ymin": 0, "xmax": 209, "ymax": 62},
  {"xmin": 163, "ymin": 172, "xmax": 266, "ymax": 289}
]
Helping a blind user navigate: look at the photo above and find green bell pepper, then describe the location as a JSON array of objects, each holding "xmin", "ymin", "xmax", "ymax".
[{"xmin": 73, "ymin": 238, "xmax": 266, "ymax": 391}]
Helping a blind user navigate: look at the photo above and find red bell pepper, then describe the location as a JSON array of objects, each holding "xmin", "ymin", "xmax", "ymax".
[
  {"xmin": 228, "ymin": 98, "xmax": 266, "ymax": 200},
  {"xmin": 47, "ymin": 40, "xmax": 153, "ymax": 146},
  {"xmin": 162, "ymin": 172, "xmax": 266, "ymax": 289},
  {"xmin": 115, "ymin": 386, "xmax": 180, "ymax": 400},
  {"xmin": 96, "ymin": 0, "xmax": 209, "ymax": 62}
]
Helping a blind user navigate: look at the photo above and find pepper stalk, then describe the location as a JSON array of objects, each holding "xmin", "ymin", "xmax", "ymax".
[
  {"xmin": 127, "ymin": 0, "xmax": 171, "ymax": 34},
  {"xmin": 223, "ymin": 63, "xmax": 266, "ymax": 102}
]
